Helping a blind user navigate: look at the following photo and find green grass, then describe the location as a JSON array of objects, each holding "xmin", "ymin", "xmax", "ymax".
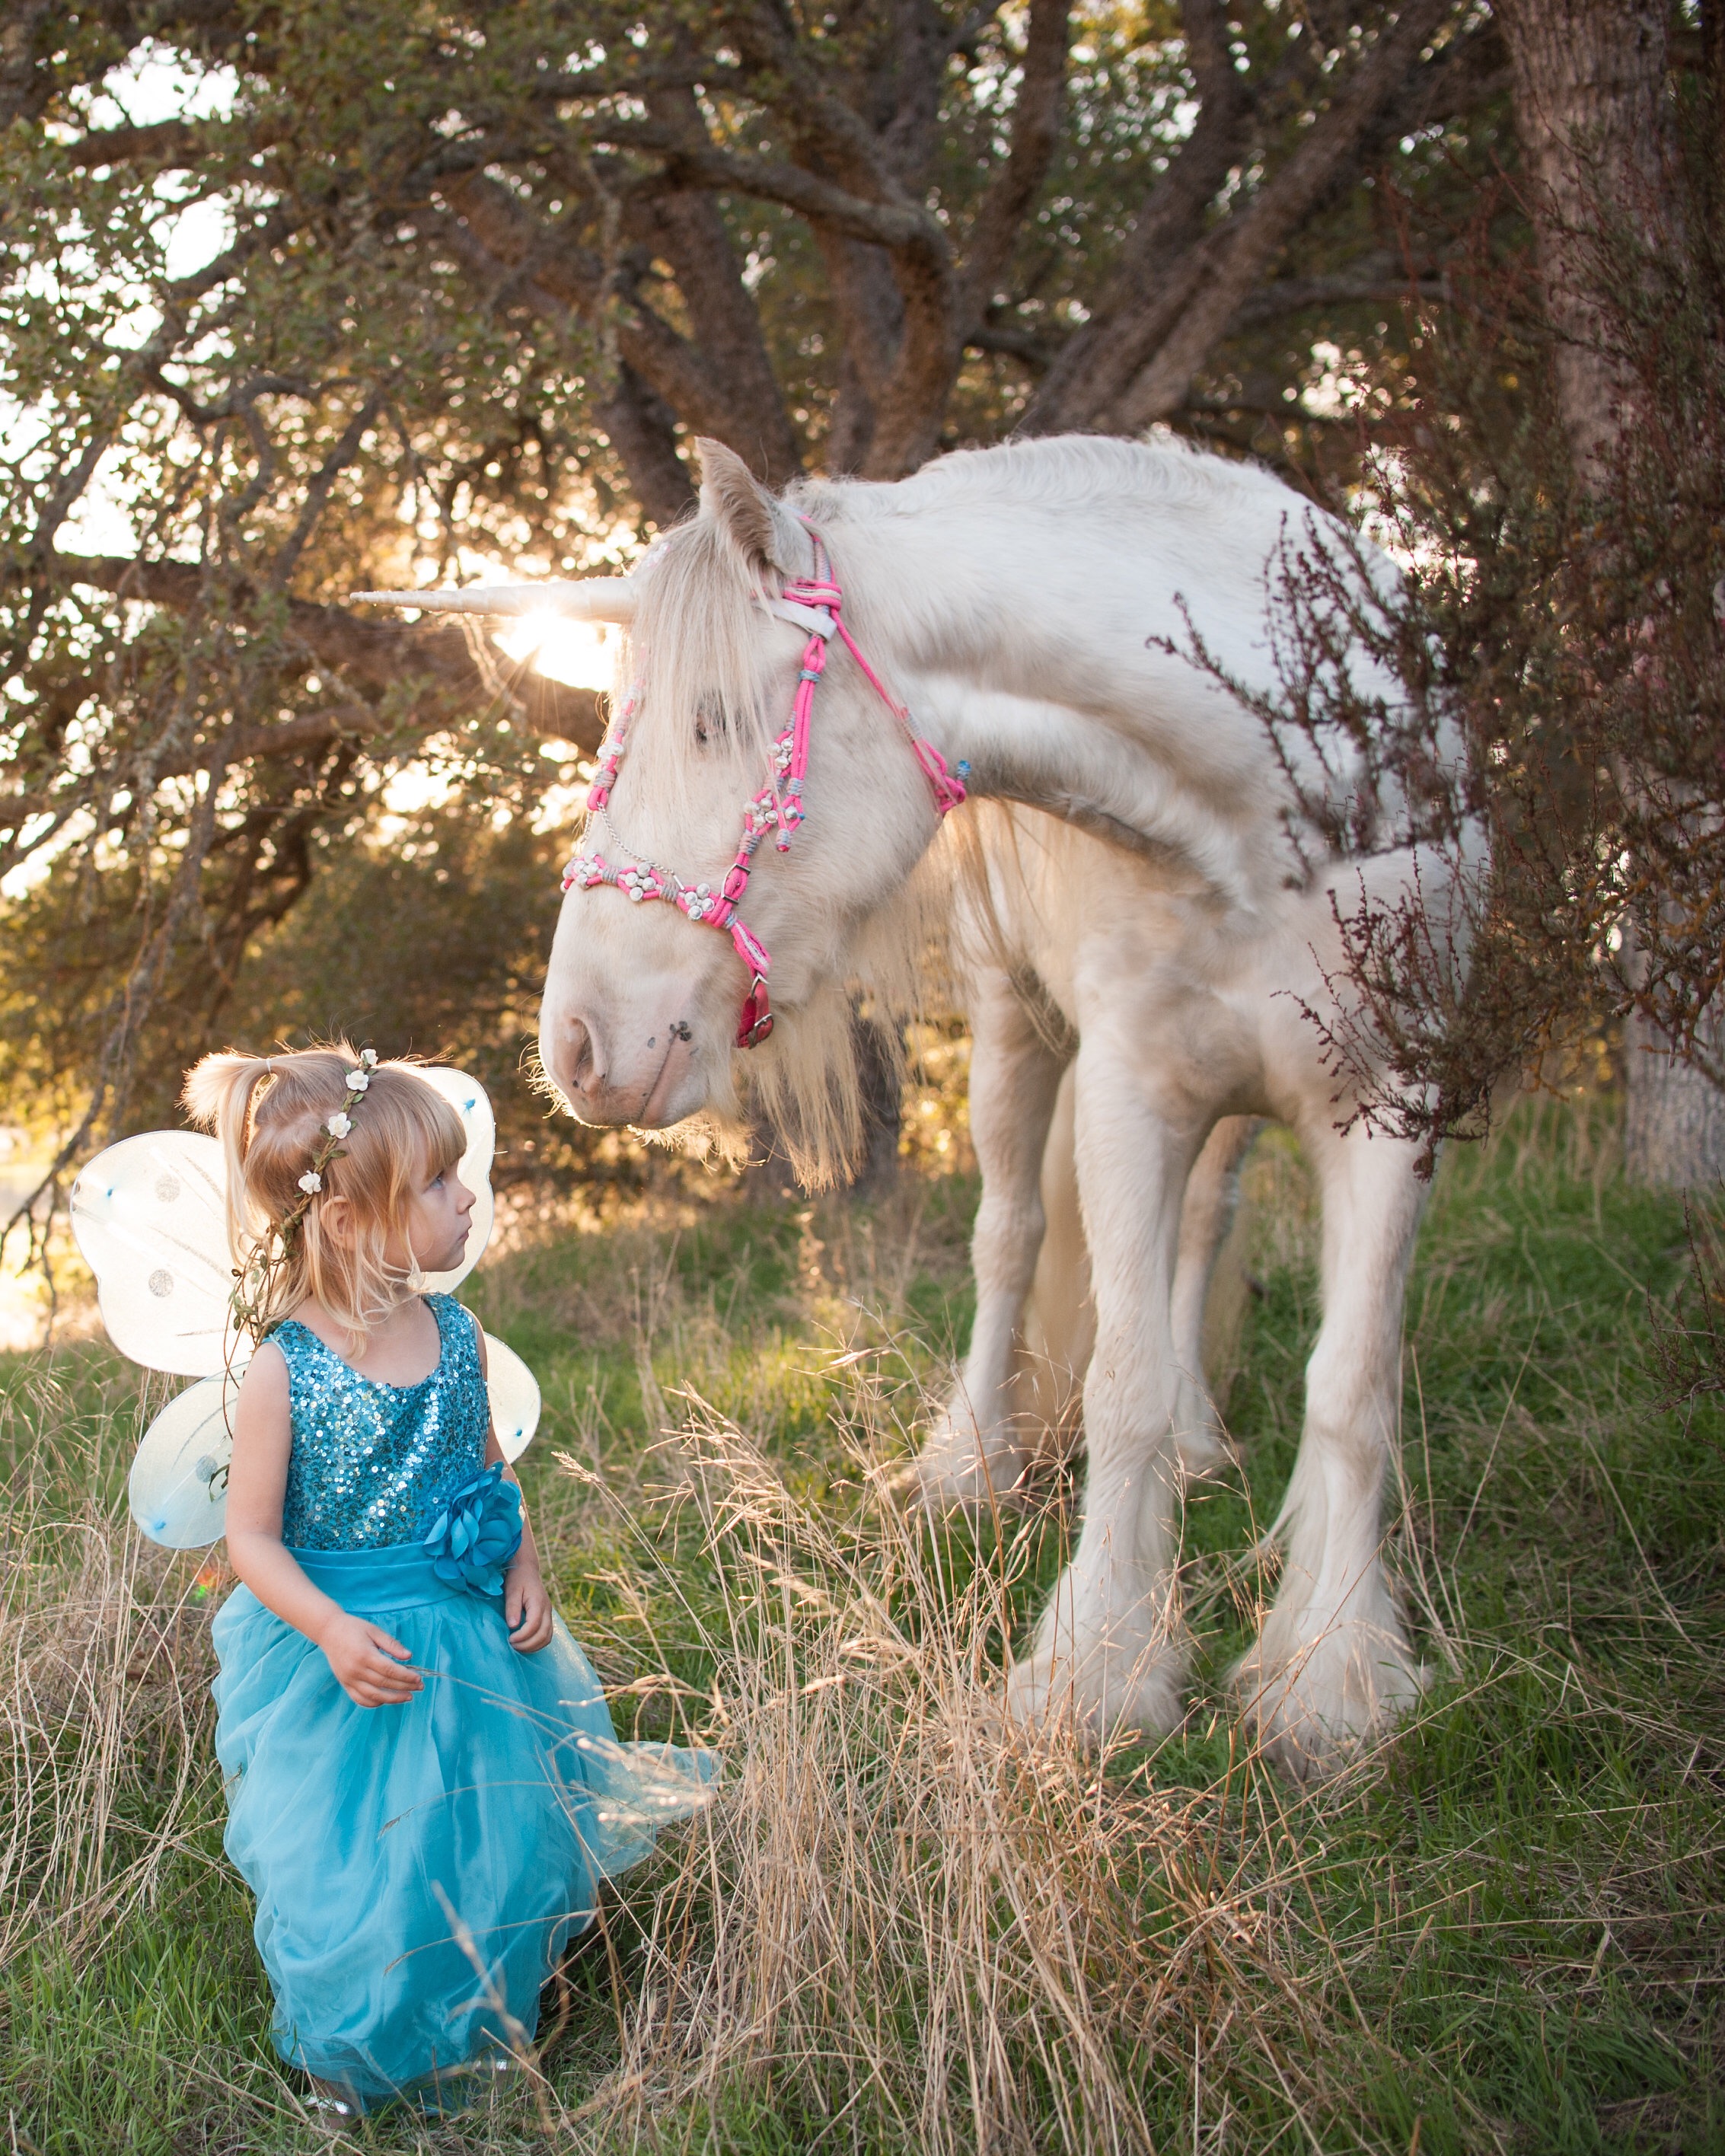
[{"xmin": 0, "ymin": 1099, "xmax": 1720, "ymax": 2154}]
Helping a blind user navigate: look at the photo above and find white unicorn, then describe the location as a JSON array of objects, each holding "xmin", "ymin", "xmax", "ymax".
[{"xmin": 355, "ymin": 434, "xmax": 1458, "ymax": 1774}]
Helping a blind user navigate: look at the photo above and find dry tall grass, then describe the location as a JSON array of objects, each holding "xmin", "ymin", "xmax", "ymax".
[
  {"xmin": 513, "ymin": 1364, "xmax": 1432, "ymax": 2155},
  {"xmin": 0, "ymin": 1355, "xmax": 1401, "ymax": 2154},
  {"xmin": 0, "ymin": 1364, "xmax": 215, "ymax": 1964}
]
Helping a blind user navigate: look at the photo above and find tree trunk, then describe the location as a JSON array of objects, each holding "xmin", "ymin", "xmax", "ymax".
[
  {"xmin": 1497, "ymin": 0, "xmax": 1671, "ymax": 470},
  {"xmin": 1497, "ymin": 0, "xmax": 1725, "ymax": 1185},
  {"xmin": 1624, "ymin": 1006, "xmax": 1725, "ymax": 1185}
]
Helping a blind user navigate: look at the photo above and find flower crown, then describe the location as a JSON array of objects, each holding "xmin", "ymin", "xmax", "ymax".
[{"xmin": 229, "ymin": 1049, "xmax": 378, "ymax": 1344}]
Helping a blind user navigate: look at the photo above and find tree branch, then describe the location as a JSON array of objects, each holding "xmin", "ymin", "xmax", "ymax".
[
  {"xmin": 719, "ymin": 0, "xmax": 927, "ymax": 206},
  {"xmin": 53, "ymin": 554, "xmax": 604, "ymax": 747},
  {"xmin": 591, "ymin": 121, "xmax": 950, "ymax": 258},
  {"xmin": 957, "ymin": 0, "xmax": 1072, "ymax": 329},
  {"xmin": 592, "ymin": 364, "xmax": 700, "ymax": 528},
  {"xmin": 816, "ymin": 229, "xmax": 906, "ymax": 470},
  {"xmin": 631, "ymin": 85, "xmax": 803, "ymax": 481},
  {"xmin": 58, "ymin": 118, "xmax": 202, "ymax": 167},
  {"xmin": 1107, "ymin": 0, "xmax": 1459, "ymax": 431},
  {"xmin": 1229, "ymin": 267, "xmax": 1446, "ymax": 327},
  {"xmin": 434, "ymin": 171, "xmax": 749, "ymax": 445},
  {"xmin": 1025, "ymin": 0, "xmax": 1254, "ymax": 431},
  {"xmin": 267, "ymin": 381, "xmax": 391, "ymax": 591}
]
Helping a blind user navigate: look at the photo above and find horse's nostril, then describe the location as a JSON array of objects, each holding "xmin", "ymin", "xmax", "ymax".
[{"xmin": 560, "ymin": 1018, "xmax": 600, "ymax": 1095}]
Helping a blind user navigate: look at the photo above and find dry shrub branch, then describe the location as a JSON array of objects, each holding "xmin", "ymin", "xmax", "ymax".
[{"xmin": 1168, "ymin": 101, "xmax": 1725, "ymax": 1179}]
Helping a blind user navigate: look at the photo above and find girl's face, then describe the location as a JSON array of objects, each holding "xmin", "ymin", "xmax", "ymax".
[{"xmin": 394, "ymin": 1156, "xmax": 477, "ymax": 1277}]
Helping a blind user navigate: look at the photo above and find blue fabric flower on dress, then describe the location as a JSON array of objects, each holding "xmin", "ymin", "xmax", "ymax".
[{"xmin": 420, "ymin": 1464, "xmax": 522, "ymax": 1599}]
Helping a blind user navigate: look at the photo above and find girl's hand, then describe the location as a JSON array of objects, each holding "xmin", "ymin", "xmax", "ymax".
[
  {"xmin": 505, "ymin": 1563, "xmax": 553, "ymax": 1654},
  {"xmin": 317, "ymin": 1613, "xmax": 423, "ymax": 1706}
]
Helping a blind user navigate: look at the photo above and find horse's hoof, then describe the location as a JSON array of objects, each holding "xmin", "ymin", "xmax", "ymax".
[
  {"xmin": 1003, "ymin": 1644, "xmax": 1185, "ymax": 1751},
  {"xmin": 1232, "ymin": 1625, "xmax": 1427, "ymax": 1780}
]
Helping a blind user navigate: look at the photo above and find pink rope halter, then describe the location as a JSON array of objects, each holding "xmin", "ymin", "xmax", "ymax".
[{"xmin": 561, "ymin": 529, "xmax": 968, "ymax": 1049}]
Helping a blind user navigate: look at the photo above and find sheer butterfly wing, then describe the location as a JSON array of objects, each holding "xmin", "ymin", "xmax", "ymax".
[
  {"xmin": 70, "ymin": 1132, "xmax": 248, "ymax": 1377},
  {"xmin": 128, "ymin": 1333, "xmax": 540, "ymax": 1547},
  {"xmin": 483, "ymin": 1335, "xmax": 540, "ymax": 1464},
  {"xmin": 129, "ymin": 1372, "xmax": 242, "ymax": 1547}
]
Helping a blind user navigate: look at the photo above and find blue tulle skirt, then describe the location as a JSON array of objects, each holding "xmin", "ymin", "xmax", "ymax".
[{"xmin": 212, "ymin": 1543, "xmax": 711, "ymax": 2110}]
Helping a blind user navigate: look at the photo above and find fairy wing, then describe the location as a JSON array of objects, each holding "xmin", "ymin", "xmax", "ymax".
[
  {"xmin": 483, "ymin": 1334, "xmax": 540, "ymax": 1461},
  {"xmin": 128, "ymin": 1372, "xmax": 244, "ymax": 1547},
  {"xmin": 128, "ymin": 1335, "xmax": 542, "ymax": 1548},
  {"xmin": 70, "ymin": 1132, "xmax": 248, "ymax": 1377}
]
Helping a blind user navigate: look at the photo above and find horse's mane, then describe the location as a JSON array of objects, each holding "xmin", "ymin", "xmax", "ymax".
[
  {"xmin": 621, "ymin": 435, "xmax": 1296, "ymax": 791},
  {"xmin": 664, "ymin": 849, "xmax": 953, "ymax": 1193}
]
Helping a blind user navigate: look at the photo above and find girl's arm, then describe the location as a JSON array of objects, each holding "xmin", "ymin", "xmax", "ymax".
[
  {"xmin": 225, "ymin": 1344, "xmax": 422, "ymax": 1707},
  {"xmin": 475, "ymin": 1325, "xmax": 553, "ymax": 1654}
]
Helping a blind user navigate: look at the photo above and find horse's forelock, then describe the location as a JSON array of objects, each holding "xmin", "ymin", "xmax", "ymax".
[{"xmin": 623, "ymin": 518, "xmax": 783, "ymax": 798}]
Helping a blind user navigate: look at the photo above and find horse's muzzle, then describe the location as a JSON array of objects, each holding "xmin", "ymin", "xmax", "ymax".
[{"xmin": 546, "ymin": 1012, "xmax": 699, "ymax": 1128}]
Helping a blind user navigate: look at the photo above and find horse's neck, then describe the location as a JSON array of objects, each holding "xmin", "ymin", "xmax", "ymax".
[
  {"xmin": 828, "ymin": 495, "xmax": 1298, "ymax": 851},
  {"xmin": 917, "ymin": 679, "xmax": 1296, "ymax": 912}
]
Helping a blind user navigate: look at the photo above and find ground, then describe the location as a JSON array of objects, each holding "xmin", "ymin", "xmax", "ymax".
[{"xmin": 0, "ymin": 1096, "xmax": 1719, "ymax": 2154}]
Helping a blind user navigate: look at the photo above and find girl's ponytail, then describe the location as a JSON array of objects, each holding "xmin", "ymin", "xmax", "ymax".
[{"xmin": 183, "ymin": 1051, "xmax": 278, "ymax": 1259}]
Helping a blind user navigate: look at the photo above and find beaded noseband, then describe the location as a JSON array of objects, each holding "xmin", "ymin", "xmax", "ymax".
[{"xmin": 561, "ymin": 529, "xmax": 968, "ymax": 1049}]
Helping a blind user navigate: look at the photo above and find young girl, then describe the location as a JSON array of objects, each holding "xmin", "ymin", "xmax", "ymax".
[{"xmin": 192, "ymin": 1044, "xmax": 707, "ymax": 2113}]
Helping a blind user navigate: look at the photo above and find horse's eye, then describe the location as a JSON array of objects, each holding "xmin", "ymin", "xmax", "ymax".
[{"xmin": 694, "ymin": 697, "xmax": 725, "ymax": 748}]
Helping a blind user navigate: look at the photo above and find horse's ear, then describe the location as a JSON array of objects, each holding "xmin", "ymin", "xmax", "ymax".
[{"xmin": 696, "ymin": 439, "xmax": 805, "ymax": 578}]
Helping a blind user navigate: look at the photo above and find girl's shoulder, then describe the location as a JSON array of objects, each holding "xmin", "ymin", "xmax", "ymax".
[
  {"xmin": 424, "ymin": 1293, "xmax": 483, "ymax": 1357},
  {"xmin": 263, "ymin": 1310, "xmax": 326, "ymax": 1372},
  {"xmin": 235, "ymin": 1330, "xmax": 291, "ymax": 1400},
  {"xmin": 422, "ymin": 1297, "xmax": 487, "ymax": 1426}
]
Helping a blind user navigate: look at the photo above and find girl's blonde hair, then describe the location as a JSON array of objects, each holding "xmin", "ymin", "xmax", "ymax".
[{"xmin": 182, "ymin": 1041, "xmax": 467, "ymax": 1345}]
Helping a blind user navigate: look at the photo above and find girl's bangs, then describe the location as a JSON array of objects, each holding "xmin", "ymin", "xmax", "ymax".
[{"xmin": 368, "ymin": 1073, "xmax": 467, "ymax": 1188}]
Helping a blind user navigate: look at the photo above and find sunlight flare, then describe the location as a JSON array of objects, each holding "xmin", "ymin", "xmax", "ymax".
[{"xmin": 496, "ymin": 613, "xmax": 618, "ymax": 690}]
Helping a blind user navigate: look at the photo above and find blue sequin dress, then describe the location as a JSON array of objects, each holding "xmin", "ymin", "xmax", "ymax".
[{"xmin": 211, "ymin": 1294, "xmax": 710, "ymax": 2111}]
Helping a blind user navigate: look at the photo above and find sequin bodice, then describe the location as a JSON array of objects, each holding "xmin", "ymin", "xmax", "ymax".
[{"xmin": 276, "ymin": 1295, "xmax": 489, "ymax": 1552}]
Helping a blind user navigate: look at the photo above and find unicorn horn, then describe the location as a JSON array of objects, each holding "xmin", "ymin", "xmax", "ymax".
[{"xmin": 349, "ymin": 579, "xmax": 638, "ymax": 624}]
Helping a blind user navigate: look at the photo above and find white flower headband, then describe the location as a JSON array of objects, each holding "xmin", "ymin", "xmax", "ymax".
[
  {"xmin": 292, "ymin": 1051, "xmax": 378, "ymax": 1200},
  {"xmin": 229, "ymin": 1049, "xmax": 379, "ymax": 1340}
]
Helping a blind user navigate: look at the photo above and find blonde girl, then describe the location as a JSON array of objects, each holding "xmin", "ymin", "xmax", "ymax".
[{"xmin": 193, "ymin": 1045, "xmax": 706, "ymax": 2114}]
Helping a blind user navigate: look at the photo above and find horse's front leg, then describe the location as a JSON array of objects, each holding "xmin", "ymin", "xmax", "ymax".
[
  {"xmin": 1006, "ymin": 1039, "xmax": 1200, "ymax": 1745},
  {"xmin": 1014, "ymin": 1105, "xmax": 1258, "ymax": 1481},
  {"xmin": 917, "ymin": 965, "xmax": 1069, "ymax": 1513},
  {"xmin": 1233, "ymin": 1121, "xmax": 1430, "ymax": 1777}
]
